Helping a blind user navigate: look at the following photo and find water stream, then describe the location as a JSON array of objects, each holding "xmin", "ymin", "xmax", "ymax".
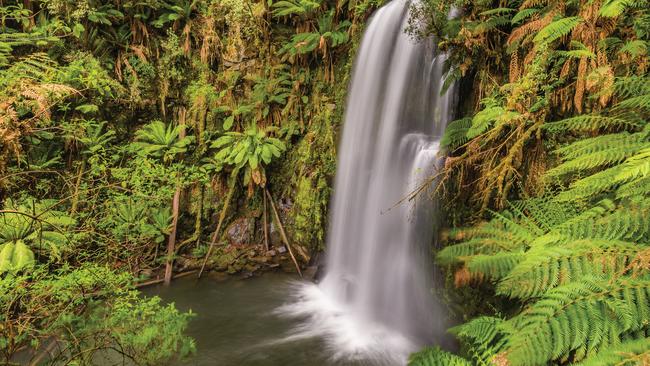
[{"xmin": 276, "ymin": 0, "xmax": 456, "ymax": 364}]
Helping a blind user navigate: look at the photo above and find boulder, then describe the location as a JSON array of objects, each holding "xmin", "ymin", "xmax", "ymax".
[{"xmin": 225, "ymin": 217, "xmax": 252, "ymax": 246}]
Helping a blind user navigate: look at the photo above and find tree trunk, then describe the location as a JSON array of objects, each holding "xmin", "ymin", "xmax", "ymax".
[
  {"xmin": 263, "ymin": 190, "xmax": 269, "ymax": 252},
  {"xmin": 164, "ymin": 185, "xmax": 181, "ymax": 285}
]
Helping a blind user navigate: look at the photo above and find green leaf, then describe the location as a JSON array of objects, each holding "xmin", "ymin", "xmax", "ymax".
[
  {"xmin": 72, "ymin": 23, "xmax": 85, "ymax": 38},
  {"xmin": 223, "ymin": 116, "xmax": 235, "ymax": 131},
  {"xmin": 75, "ymin": 104, "xmax": 99, "ymax": 114},
  {"xmin": 0, "ymin": 240, "xmax": 35, "ymax": 273}
]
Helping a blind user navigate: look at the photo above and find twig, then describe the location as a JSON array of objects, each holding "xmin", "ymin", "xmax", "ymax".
[{"xmin": 135, "ymin": 270, "xmax": 198, "ymax": 288}]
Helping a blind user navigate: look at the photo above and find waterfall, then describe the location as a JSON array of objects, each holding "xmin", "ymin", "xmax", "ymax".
[{"xmin": 276, "ymin": 0, "xmax": 456, "ymax": 363}]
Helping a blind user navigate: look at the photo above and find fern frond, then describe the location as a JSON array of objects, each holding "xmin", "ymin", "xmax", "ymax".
[
  {"xmin": 408, "ymin": 347, "xmax": 473, "ymax": 366},
  {"xmin": 441, "ymin": 118, "xmax": 472, "ymax": 150},
  {"xmin": 533, "ymin": 17, "xmax": 583, "ymax": 46},
  {"xmin": 599, "ymin": 0, "xmax": 637, "ymax": 18},
  {"xmin": 511, "ymin": 8, "xmax": 539, "ymax": 24},
  {"xmin": 575, "ymin": 337, "xmax": 650, "ymax": 365},
  {"xmin": 503, "ymin": 278, "xmax": 650, "ymax": 365},
  {"xmin": 544, "ymin": 115, "xmax": 641, "ymax": 134},
  {"xmin": 613, "ymin": 93, "xmax": 650, "ymax": 112},
  {"xmin": 552, "ymin": 132, "xmax": 642, "ymax": 161},
  {"xmin": 466, "ymin": 106, "xmax": 518, "ymax": 139},
  {"xmin": 553, "ymin": 201, "xmax": 650, "ymax": 242},
  {"xmin": 497, "ymin": 240, "xmax": 640, "ymax": 298},
  {"xmin": 612, "ymin": 76, "xmax": 650, "ymax": 98},
  {"xmin": 619, "ymin": 40, "xmax": 648, "ymax": 59},
  {"xmin": 450, "ymin": 317, "xmax": 508, "ymax": 364},
  {"xmin": 437, "ymin": 239, "xmax": 513, "ymax": 265},
  {"xmin": 545, "ymin": 141, "xmax": 647, "ymax": 178},
  {"xmin": 466, "ymin": 251, "xmax": 524, "ymax": 281}
]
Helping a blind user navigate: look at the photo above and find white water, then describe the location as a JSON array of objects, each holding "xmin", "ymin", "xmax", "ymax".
[{"xmin": 277, "ymin": 0, "xmax": 456, "ymax": 364}]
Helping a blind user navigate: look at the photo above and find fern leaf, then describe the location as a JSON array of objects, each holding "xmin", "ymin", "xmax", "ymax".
[
  {"xmin": 441, "ymin": 118, "xmax": 472, "ymax": 149},
  {"xmin": 503, "ymin": 278, "xmax": 650, "ymax": 365},
  {"xmin": 408, "ymin": 347, "xmax": 473, "ymax": 366},
  {"xmin": 544, "ymin": 115, "xmax": 641, "ymax": 134},
  {"xmin": 497, "ymin": 240, "xmax": 640, "ymax": 298},
  {"xmin": 533, "ymin": 17, "xmax": 583, "ymax": 46},
  {"xmin": 575, "ymin": 337, "xmax": 650, "ymax": 365}
]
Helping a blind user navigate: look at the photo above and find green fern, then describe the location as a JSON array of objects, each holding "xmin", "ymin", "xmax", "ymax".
[
  {"xmin": 450, "ymin": 317, "xmax": 508, "ymax": 365},
  {"xmin": 533, "ymin": 17, "xmax": 583, "ymax": 46},
  {"xmin": 543, "ymin": 115, "xmax": 641, "ymax": 134},
  {"xmin": 503, "ymin": 278, "xmax": 650, "ymax": 365},
  {"xmin": 497, "ymin": 239, "xmax": 640, "ymax": 298},
  {"xmin": 441, "ymin": 117, "xmax": 472, "ymax": 150},
  {"xmin": 408, "ymin": 347, "xmax": 473, "ymax": 366},
  {"xmin": 575, "ymin": 337, "xmax": 650, "ymax": 365},
  {"xmin": 599, "ymin": 0, "xmax": 638, "ymax": 18}
]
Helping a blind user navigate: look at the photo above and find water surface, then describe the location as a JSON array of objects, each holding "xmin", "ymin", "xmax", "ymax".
[{"xmin": 145, "ymin": 272, "xmax": 370, "ymax": 366}]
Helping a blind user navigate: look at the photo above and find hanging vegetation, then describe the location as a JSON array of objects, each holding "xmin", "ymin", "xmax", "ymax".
[{"xmin": 409, "ymin": 0, "xmax": 650, "ymax": 364}]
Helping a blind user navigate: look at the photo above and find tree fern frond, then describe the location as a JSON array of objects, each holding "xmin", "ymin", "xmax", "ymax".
[
  {"xmin": 616, "ymin": 175, "xmax": 650, "ymax": 199},
  {"xmin": 612, "ymin": 77, "xmax": 650, "ymax": 98},
  {"xmin": 533, "ymin": 17, "xmax": 583, "ymax": 46},
  {"xmin": 619, "ymin": 40, "xmax": 648, "ymax": 59},
  {"xmin": 503, "ymin": 278, "xmax": 650, "ymax": 365},
  {"xmin": 599, "ymin": 0, "xmax": 637, "ymax": 18},
  {"xmin": 466, "ymin": 106, "xmax": 518, "ymax": 139},
  {"xmin": 612, "ymin": 93, "xmax": 650, "ymax": 112},
  {"xmin": 544, "ymin": 115, "xmax": 641, "ymax": 134},
  {"xmin": 552, "ymin": 132, "xmax": 643, "ymax": 161},
  {"xmin": 450, "ymin": 317, "xmax": 508, "ymax": 364},
  {"xmin": 441, "ymin": 118, "xmax": 472, "ymax": 150},
  {"xmin": 466, "ymin": 251, "xmax": 525, "ymax": 281},
  {"xmin": 408, "ymin": 347, "xmax": 473, "ymax": 366},
  {"xmin": 545, "ymin": 141, "xmax": 647, "ymax": 179},
  {"xmin": 497, "ymin": 240, "xmax": 640, "ymax": 299},
  {"xmin": 510, "ymin": 198, "xmax": 580, "ymax": 231},
  {"xmin": 553, "ymin": 201, "xmax": 650, "ymax": 242},
  {"xmin": 437, "ymin": 238, "xmax": 515, "ymax": 265},
  {"xmin": 575, "ymin": 337, "xmax": 650, "ymax": 365},
  {"xmin": 511, "ymin": 8, "xmax": 539, "ymax": 24}
]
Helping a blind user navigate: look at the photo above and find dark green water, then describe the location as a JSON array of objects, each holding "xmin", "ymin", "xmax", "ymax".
[{"xmin": 144, "ymin": 272, "xmax": 362, "ymax": 366}]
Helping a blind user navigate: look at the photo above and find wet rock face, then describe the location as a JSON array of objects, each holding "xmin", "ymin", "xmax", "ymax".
[{"xmin": 225, "ymin": 218, "xmax": 252, "ymax": 246}]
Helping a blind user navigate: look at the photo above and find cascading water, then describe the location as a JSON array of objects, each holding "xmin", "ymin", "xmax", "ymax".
[{"xmin": 276, "ymin": 0, "xmax": 456, "ymax": 364}]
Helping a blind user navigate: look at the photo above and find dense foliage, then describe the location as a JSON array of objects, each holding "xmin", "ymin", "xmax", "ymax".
[
  {"xmin": 408, "ymin": 0, "xmax": 650, "ymax": 364},
  {"xmin": 0, "ymin": 0, "xmax": 376, "ymax": 363}
]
